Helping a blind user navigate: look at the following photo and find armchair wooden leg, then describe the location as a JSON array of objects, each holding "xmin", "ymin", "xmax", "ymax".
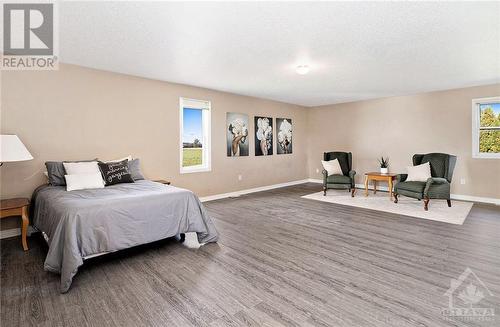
[
  {"xmin": 394, "ymin": 193, "xmax": 398, "ymax": 203},
  {"xmin": 323, "ymin": 186, "xmax": 327, "ymax": 196},
  {"xmin": 447, "ymin": 199, "xmax": 452, "ymax": 207},
  {"xmin": 351, "ymin": 188, "xmax": 355, "ymax": 197},
  {"xmin": 424, "ymin": 197, "xmax": 430, "ymax": 211}
]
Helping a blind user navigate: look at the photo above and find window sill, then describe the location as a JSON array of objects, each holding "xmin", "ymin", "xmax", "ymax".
[
  {"xmin": 472, "ymin": 153, "xmax": 500, "ymax": 159},
  {"xmin": 180, "ymin": 166, "xmax": 211, "ymax": 174}
]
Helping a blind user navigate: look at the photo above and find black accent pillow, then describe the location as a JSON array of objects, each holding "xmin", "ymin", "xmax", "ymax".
[{"xmin": 98, "ymin": 159, "xmax": 134, "ymax": 186}]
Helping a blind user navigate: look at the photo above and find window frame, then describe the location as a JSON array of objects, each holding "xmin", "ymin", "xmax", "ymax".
[
  {"xmin": 179, "ymin": 97, "xmax": 212, "ymax": 173},
  {"xmin": 471, "ymin": 96, "xmax": 500, "ymax": 159}
]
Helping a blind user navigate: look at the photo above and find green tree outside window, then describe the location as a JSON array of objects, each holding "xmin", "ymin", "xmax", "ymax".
[{"xmin": 479, "ymin": 105, "xmax": 500, "ymax": 153}]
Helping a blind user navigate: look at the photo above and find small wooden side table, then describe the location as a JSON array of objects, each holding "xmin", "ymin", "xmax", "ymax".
[
  {"xmin": 364, "ymin": 172, "xmax": 397, "ymax": 200},
  {"xmin": 153, "ymin": 180, "xmax": 171, "ymax": 185},
  {"xmin": 1, "ymin": 198, "xmax": 30, "ymax": 251}
]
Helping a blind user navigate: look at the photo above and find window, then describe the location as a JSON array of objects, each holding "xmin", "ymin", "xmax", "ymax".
[
  {"xmin": 179, "ymin": 98, "xmax": 211, "ymax": 173},
  {"xmin": 472, "ymin": 97, "xmax": 500, "ymax": 159}
]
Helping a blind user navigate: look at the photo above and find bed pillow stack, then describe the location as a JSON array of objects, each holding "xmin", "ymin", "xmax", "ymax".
[
  {"xmin": 63, "ymin": 161, "xmax": 105, "ymax": 191},
  {"xmin": 45, "ymin": 156, "xmax": 145, "ymax": 191},
  {"xmin": 45, "ymin": 159, "xmax": 97, "ymax": 186}
]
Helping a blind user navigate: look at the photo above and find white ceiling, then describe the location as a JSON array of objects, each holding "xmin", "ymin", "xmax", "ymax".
[{"xmin": 57, "ymin": 1, "xmax": 500, "ymax": 106}]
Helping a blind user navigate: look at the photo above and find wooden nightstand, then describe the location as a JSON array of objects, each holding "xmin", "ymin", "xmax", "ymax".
[
  {"xmin": 1, "ymin": 198, "xmax": 30, "ymax": 251},
  {"xmin": 153, "ymin": 180, "xmax": 171, "ymax": 185}
]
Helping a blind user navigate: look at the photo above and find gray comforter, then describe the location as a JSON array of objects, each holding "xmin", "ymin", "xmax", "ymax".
[{"xmin": 32, "ymin": 180, "xmax": 218, "ymax": 293}]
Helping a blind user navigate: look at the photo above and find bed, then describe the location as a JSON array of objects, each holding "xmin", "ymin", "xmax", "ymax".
[{"xmin": 31, "ymin": 180, "xmax": 219, "ymax": 293}]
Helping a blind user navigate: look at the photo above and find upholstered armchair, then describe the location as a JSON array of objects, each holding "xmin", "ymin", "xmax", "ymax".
[
  {"xmin": 322, "ymin": 152, "xmax": 356, "ymax": 197},
  {"xmin": 394, "ymin": 153, "xmax": 457, "ymax": 211}
]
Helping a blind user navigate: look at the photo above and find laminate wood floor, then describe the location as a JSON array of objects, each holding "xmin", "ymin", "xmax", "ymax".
[{"xmin": 1, "ymin": 183, "xmax": 499, "ymax": 327}]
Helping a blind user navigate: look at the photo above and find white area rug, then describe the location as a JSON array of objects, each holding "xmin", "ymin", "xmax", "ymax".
[{"xmin": 302, "ymin": 190, "xmax": 473, "ymax": 225}]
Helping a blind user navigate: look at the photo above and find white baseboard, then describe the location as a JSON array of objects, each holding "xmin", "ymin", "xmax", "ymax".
[
  {"xmin": 199, "ymin": 179, "xmax": 310, "ymax": 202},
  {"xmin": 0, "ymin": 228, "xmax": 21, "ymax": 239},
  {"xmin": 0, "ymin": 226, "xmax": 36, "ymax": 240},
  {"xmin": 308, "ymin": 179, "xmax": 500, "ymax": 205},
  {"xmin": 450, "ymin": 194, "xmax": 500, "ymax": 206}
]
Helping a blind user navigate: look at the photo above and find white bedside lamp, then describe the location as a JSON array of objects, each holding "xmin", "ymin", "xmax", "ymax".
[{"xmin": 0, "ymin": 135, "xmax": 33, "ymax": 165}]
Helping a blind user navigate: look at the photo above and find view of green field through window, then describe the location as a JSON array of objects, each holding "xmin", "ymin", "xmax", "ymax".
[
  {"xmin": 182, "ymin": 108, "xmax": 203, "ymax": 167},
  {"xmin": 479, "ymin": 103, "xmax": 500, "ymax": 153}
]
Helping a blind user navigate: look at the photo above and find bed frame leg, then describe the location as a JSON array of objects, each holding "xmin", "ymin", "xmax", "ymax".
[{"xmin": 179, "ymin": 233, "xmax": 186, "ymax": 243}]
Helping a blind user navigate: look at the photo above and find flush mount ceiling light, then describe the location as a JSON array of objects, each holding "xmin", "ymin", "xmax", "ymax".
[{"xmin": 295, "ymin": 65, "xmax": 310, "ymax": 75}]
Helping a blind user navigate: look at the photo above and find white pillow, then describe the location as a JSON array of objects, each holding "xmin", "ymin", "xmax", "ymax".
[
  {"xmin": 63, "ymin": 161, "xmax": 100, "ymax": 175},
  {"xmin": 406, "ymin": 162, "xmax": 432, "ymax": 182},
  {"xmin": 65, "ymin": 173, "xmax": 105, "ymax": 191},
  {"xmin": 105, "ymin": 155, "xmax": 132, "ymax": 163},
  {"xmin": 322, "ymin": 159, "xmax": 343, "ymax": 176}
]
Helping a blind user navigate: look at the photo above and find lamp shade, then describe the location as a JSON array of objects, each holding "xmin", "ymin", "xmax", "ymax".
[{"xmin": 0, "ymin": 135, "xmax": 33, "ymax": 162}]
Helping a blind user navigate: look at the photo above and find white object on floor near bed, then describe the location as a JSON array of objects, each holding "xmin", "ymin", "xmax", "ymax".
[{"xmin": 178, "ymin": 232, "xmax": 205, "ymax": 249}]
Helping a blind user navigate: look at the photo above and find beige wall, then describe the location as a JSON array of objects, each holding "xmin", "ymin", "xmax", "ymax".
[
  {"xmin": 307, "ymin": 84, "xmax": 500, "ymax": 199},
  {"xmin": 0, "ymin": 64, "xmax": 308, "ymax": 229},
  {"xmin": 1, "ymin": 64, "xmax": 499, "ymax": 231}
]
